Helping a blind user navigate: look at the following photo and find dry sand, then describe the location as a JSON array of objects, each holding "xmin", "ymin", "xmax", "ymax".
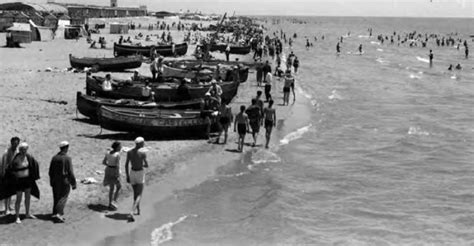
[{"xmin": 0, "ymin": 17, "xmax": 302, "ymax": 245}]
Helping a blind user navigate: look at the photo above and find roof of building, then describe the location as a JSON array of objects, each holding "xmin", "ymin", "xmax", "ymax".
[
  {"xmin": 7, "ymin": 22, "xmax": 31, "ymax": 32},
  {"xmin": 0, "ymin": 2, "xmax": 68, "ymax": 14}
]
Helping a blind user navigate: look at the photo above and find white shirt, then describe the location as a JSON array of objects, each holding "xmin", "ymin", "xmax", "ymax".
[
  {"xmin": 102, "ymin": 79, "xmax": 113, "ymax": 91},
  {"xmin": 265, "ymin": 73, "xmax": 273, "ymax": 83}
]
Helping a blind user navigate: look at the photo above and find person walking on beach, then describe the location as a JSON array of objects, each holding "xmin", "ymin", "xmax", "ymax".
[
  {"xmin": 429, "ymin": 49, "xmax": 434, "ymax": 67},
  {"xmin": 336, "ymin": 42, "xmax": 341, "ymax": 54},
  {"xmin": 216, "ymin": 102, "xmax": 233, "ymax": 144},
  {"xmin": 102, "ymin": 142, "xmax": 122, "ymax": 211},
  {"xmin": 262, "ymin": 61, "xmax": 272, "ymax": 84},
  {"xmin": 283, "ymin": 70, "xmax": 294, "ymax": 105},
  {"xmin": 465, "ymin": 45, "xmax": 469, "ymax": 59},
  {"xmin": 262, "ymin": 100, "xmax": 276, "ymax": 149},
  {"xmin": 125, "ymin": 137, "xmax": 149, "ymax": 222},
  {"xmin": 264, "ymin": 72, "xmax": 273, "ymax": 102},
  {"xmin": 293, "ymin": 56, "xmax": 300, "ymax": 73},
  {"xmin": 8, "ymin": 142, "xmax": 40, "ymax": 224},
  {"xmin": 49, "ymin": 141, "xmax": 76, "ymax": 223},
  {"xmin": 234, "ymin": 105, "xmax": 250, "ymax": 152},
  {"xmin": 246, "ymin": 99, "xmax": 262, "ymax": 147},
  {"xmin": 0, "ymin": 137, "xmax": 20, "ymax": 215}
]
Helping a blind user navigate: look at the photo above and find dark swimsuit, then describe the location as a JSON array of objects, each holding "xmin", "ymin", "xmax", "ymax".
[{"xmin": 237, "ymin": 123, "xmax": 246, "ymax": 135}]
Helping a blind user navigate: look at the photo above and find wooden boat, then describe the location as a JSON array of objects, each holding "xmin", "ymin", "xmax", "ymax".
[
  {"xmin": 69, "ymin": 54, "xmax": 142, "ymax": 71},
  {"xmin": 209, "ymin": 44, "xmax": 251, "ymax": 55},
  {"xmin": 113, "ymin": 42, "xmax": 188, "ymax": 57},
  {"xmin": 98, "ymin": 106, "xmax": 216, "ymax": 139},
  {"xmin": 76, "ymin": 91, "xmax": 203, "ymax": 121},
  {"xmin": 162, "ymin": 64, "xmax": 249, "ymax": 83},
  {"xmin": 86, "ymin": 75, "xmax": 240, "ymax": 103},
  {"xmin": 165, "ymin": 59, "xmax": 258, "ymax": 69}
]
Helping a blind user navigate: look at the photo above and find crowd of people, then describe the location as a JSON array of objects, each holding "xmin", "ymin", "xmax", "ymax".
[{"xmin": 0, "ymin": 137, "xmax": 149, "ymax": 223}]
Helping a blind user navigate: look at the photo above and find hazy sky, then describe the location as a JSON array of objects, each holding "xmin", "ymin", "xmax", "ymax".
[{"xmin": 3, "ymin": 0, "xmax": 474, "ymax": 17}]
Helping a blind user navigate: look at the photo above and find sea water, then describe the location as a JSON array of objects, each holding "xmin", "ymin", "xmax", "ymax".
[{"xmin": 106, "ymin": 17, "xmax": 474, "ymax": 245}]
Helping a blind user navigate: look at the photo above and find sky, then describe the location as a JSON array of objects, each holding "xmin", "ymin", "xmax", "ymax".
[{"xmin": 3, "ymin": 0, "xmax": 474, "ymax": 17}]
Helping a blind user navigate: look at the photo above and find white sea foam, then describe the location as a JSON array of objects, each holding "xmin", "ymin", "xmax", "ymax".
[
  {"xmin": 416, "ymin": 56, "xmax": 430, "ymax": 63},
  {"xmin": 377, "ymin": 48, "xmax": 384, "ymax": 52},
  {"xmin": 376, "ymin": 58, "xmax": 388, "ymax": 64},
  {"xmin": 409, "ymin": 74, "xmax": 421, "ymax": 79},
  {"xmin": 370, "ymin": 41, "xmax": 381, "ymax": 45},
  {"xmin": 280, "ymin": 124, "xmax": 312, "ymax": 145},
  {"xmin": 251, "ymin": 149, "xmax": 282, "ymax": 164},
  {"xmin": 408, "ymin": 126, "xmax": 430, "ymax": 136},
  {"xmin": 328, "ymin": 90, "xmax": 342, "ymax": 100},
  {"xmin": 150, "ymin": 215, "xmax": 196, "ymax": 246},
  {"xmin": 358, "ymin": 35, "xmax": 370, "ymax": 38}
]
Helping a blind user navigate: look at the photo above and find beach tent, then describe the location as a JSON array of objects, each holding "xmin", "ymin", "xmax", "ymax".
[
  {"xmin": 0, "ymin": 11, "xmax": 15, "ymax": 31},
  {"xmin": 13, "ymin": 12, "xmax": 29, "ymax": 23},
  {"xmin": 29, "ymin": 19, "xmax": 53, "ymax": 41},
  {"xmin": 29, "ymin": 12, "xmax": 44, "ymax": 26},
  {"xmin": 110, "ymin": 22, "xmax": 129, "ymax": 34},
  {"xmin": 6, "ymin": 22, "xmax": 31, "ymax": 43},
  {"xmin": 43, "ymin": 13, "xmax": 57, "ymax": 28}
]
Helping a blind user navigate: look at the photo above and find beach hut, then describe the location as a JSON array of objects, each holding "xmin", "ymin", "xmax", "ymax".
[
  {"xmin": 110, "ymin": 22, "xmax": 129, "ymax": 34},
  {"xmin": 29, "ymin": 12, "xmax": 44, "ymax": 26},
  {"xmin": 13, "ymin": 11, "xmax": 29, "ymax": 23},
  {"xmin": 0, "ymin": 11, "xmax": 15, "ymax": 31},
  {"xmin": 29, "ymin": 19, "xmax": 53, "ymax": 41},
  {"xmin": 57, "ymin": 14, "xmax": 70, "ymax": 27},
  {"xmin": 43, "ymin": 13, "xmax": 57, "ymax": 28},
  {"xmin": 6, "ymin": 22, "xmax": 31, "ymax": 44}
]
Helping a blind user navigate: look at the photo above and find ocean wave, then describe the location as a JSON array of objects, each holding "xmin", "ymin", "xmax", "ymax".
[
  {"xmin": 409, "ymin": 74, "xmax": 422, "ymax": 79},
  {"xmin": 251, "ymin": 149, "xmax": 282, "ymax": 164},
  {"xmin": 376, "ymin": 48, "xmax": 384, "ymax": 52},
  {"xmin": 280, "ymin": 124, "xmax": 312, "ymax": 145},
  {"xmin": 370, "ymin": 41, "xmax": 381, "ymax": 45},
  {"xmin": 150, "ymin": 215, "xmax": 196, "ymax": 246},
  {"xmin": 416, "ymin": 56, "xmax": 430, "ymax": 63},
  {"xmin": 408, "ymin": 126, "xmax": 430, "ymax": 136},
  {"xmin": 376, "ymin": 58, "xmax": 388, "ymax": 65},
  {"xmin": 328, "ymin": 90, "xmax": 342, "ymax": 100}
]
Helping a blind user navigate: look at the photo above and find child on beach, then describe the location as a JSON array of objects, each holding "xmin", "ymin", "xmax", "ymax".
[
  {"xmin": 102, "ymin": 141, "xmax": 122, "ymax": 210},
  {"xmin": 234, "ymin": 106, "xmax": 250, "ymax": 152}
]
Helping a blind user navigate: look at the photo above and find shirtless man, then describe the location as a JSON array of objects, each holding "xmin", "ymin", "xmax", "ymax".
[
  {"xmin": 262, "ymin": 100, "xmax": 276, "ymax": 149},
  {"xmin": 234, "ymin": 105, "xmax": 250, "ymax": 152},
  {"xmin": 125, "ymin": 137, "xmax": 149, "ymax": 222}
]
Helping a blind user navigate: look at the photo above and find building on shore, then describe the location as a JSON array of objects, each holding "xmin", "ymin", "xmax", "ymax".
[{"xmin": 0, "ymin": 1, "xmax": 147, "ymax": 31}]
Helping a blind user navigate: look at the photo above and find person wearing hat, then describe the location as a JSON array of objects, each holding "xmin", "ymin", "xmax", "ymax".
[
  {"xmin": 49, "ymin": 141, "xmax": 76, "ymax": 223},
  {"xmin": 125, "ymin": 137, "xmax": 149, "ymax": 222},
  {"xmin": 7, "ymin": 142, "xmax": 41, "ymax": 224},
  {"xmin": 207, "ymin": 79, "xmax": 222, "ymax": 103}
]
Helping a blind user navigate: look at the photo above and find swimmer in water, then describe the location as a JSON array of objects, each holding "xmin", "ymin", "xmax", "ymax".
[{"xmin": 358, "ymin": 44, "xmax": 363, "ymax": 54}]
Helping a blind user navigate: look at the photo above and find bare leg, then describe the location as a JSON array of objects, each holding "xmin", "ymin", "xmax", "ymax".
[
  {"xmin": 224, "ymin": 127, "xmax": 228, "ymax": 144},
  {"xmin": 24, "ymin": 188, "xmax": 35, "ymax": 218},
  {"xmin": 113, "ymin": 183, "xmax": 121, "ymax": 204},
  {"xmin": 15, "ymin": 191, "xmax": 22, "ymax": 223},
  {"xmin": 108, "ymin": 184, "xmax": 115, "ymax": 207}
]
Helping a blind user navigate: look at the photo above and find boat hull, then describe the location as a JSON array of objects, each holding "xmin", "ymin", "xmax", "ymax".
[
  {"xmin": 98, "ymin": 106, "xmax": 215, "ymax": 139},
  {"xmin": 69, "ymin": 54, "xmax": 142, "ymax": 71},
  {"xmin": 113, "ymin": 42, "xmax": 188, "ymax": 57}
]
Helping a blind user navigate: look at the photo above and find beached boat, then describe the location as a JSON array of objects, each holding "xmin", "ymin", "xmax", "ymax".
[
  {"xmin": 69, "ymin": 54, "xmax": 142, "ymax": 71},
  {"xmin": 86, "ymin": 75, "xmax": 240, "ymax": 103},
  {"xmin": 113, "ymin": 42, "xmax": 188, "ymax": 57},
  {"xmin": 162, "ymin": 64, "xmax": 249, "ymax": 82},
  {"xmin": 98, "ymin": 106, "xmax": 216, "ymax": 139},
  {"xmin": 76, "ymin": 91, "xmax": 203, "ymax": 121},
  {"xmin": 209, "ymin": 44, "xmax": 251, "ymax": 55}
]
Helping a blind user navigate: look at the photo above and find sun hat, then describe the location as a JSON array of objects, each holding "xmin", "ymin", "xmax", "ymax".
[
  {"xmin": 19, "ymin": 142, "xmax": 28, "ymax": 149},
  {"xmin": 135, "ymin": 137, "xmax": 145, "ymax": 144},
  {"xmin": 59, "ymin": 141, "xmax": 69, "ymax": 148}
]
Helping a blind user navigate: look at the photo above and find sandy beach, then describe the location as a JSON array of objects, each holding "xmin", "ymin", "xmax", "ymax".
[{"xmin": 0, "ymin": 17, "xmax": 309, "ymax": 245}]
